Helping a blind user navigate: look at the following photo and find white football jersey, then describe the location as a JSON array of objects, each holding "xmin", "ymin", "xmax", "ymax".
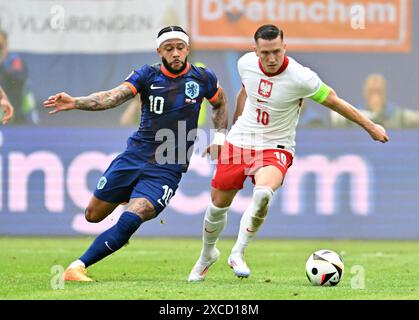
[{"xmin": 227, "ymin": 52, "xmax": 323, "ymax": 155}]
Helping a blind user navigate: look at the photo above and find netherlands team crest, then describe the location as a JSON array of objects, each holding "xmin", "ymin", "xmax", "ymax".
[
  {"xmin": 185, "ymin": 81, "xmax": 199, "ymax": 99},
  {"xmin": 97, "ymin": 176, "xmax": 107, "ymax": 190},
  {"xmin": 258, "ymin": 79, "xmax": 273, "ymax": 98}
]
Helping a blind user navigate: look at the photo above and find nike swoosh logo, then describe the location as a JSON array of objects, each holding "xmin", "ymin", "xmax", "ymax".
[
  {"xmin": 257, "ymin": 99, "xmax": 268, "ymax": 103},
  {"xmin": 104, "ymin": 241, "xmax": 114, "ymax": 252},
  {"xmin": 199, "ymin": 266, "xmax": 209, "ymax": 276},
  {"xmin": 150, "ymin": 84, "xmax": 165, "ymax": 89},
  {"xmin": 205, "ymin": 227, "xmax": 216, "ymax": 233},
  {"xmin": 246, "ymin": 227, "xmax": 256, "ymax": 233}
]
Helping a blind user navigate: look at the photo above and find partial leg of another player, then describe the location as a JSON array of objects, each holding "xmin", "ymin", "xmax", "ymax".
[
  {"xmin": 188, "ymin": 188, "xmax": 238, "ymax": 282},
  {"xmin": 64, "ymin": 196, "xmax": 155, "ymax": 282},
  {"xmin": 228, "ymin": 166, "xmax": 284, "ymax": 278}
]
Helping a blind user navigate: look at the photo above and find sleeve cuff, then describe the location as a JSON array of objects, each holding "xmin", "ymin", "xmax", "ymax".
[
  {"xmin": 208, "ymin": 86, "xmax": 222, "ymax": 104},
  {"xmin": 123, "ymin": 82, "xmax": 138, "ymax": 96}
]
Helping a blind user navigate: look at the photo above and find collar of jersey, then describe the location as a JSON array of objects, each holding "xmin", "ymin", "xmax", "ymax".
[
  {"xmin": 160, "ymin": 62, "xmax": 191, "ymax": 78},
  {"xmin": 258, "ymin": 56, "xmax": 289, "ymax": 77}
]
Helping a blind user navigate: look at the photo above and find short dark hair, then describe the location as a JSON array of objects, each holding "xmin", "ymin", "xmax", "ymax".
[
  {"xmin": 254, "ymin": 24, "xmax": 283, "ymax": 42},
  {"xmin": 157, "ymin": 26, "xmax": 188, "ymax": 38}
]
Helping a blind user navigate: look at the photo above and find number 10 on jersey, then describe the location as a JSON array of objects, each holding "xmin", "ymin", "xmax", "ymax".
[
  {"xmin": 149, "ymin": 95, "xmax": 164, "ymax": 114},
  {"xmin": 256, "ymin": 108, "xmax": 269, "ymax": 125}
]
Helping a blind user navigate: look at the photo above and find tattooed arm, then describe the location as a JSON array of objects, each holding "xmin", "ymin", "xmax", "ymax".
[
  {"xmin": 43, "ymin": 84, "xmax": 134, "ymax": 114},
  {"xmin": 209, "ymin": 87, "xmax": 228, "ymax": 132},
  {"xmin": 0, "ymin": 86, "xmax": 14, "ymax": 124},
  {"xmin": 202, "ymin": 87, "xmax": 228, "ymax": 159}
]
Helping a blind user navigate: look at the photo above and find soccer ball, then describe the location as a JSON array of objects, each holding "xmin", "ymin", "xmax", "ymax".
[{"xmin": 305, "ymin": 249, "xmax": 344, "ymax": 286}]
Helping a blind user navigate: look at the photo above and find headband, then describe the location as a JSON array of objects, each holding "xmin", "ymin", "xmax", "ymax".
[{"xmin": 156, "ymin": 31, "xmax": 189, "ymax": 47}]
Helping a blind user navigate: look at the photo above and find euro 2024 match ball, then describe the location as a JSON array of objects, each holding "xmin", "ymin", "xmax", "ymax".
[{"xmin": 305, "ymin": 249, "xmax": 344, "ymax": 286}]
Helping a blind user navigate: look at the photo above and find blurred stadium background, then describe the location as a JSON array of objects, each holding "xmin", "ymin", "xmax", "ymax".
[{"xmin": 1, "ymin": 0, "xmax": 418, "ymax": 241}]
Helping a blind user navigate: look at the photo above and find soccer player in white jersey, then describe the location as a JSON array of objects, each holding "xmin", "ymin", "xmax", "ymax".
[{"xmin": 188, "ymin": 24, "xmax": 389, "ymax": 282}]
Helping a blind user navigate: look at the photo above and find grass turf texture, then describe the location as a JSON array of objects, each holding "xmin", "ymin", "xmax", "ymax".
[{"xmin": 1, "ymin": 237, "xmax": 418, "ymax": 300}]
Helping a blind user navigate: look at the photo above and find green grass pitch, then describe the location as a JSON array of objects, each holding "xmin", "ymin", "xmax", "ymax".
[{"xmin": 1, "ymin": 237, "xmax": 418, "ymax": 300}]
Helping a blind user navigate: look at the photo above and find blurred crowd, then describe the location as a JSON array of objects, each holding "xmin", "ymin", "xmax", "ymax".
[
  {"xmin": 2, "ymin": 27, "xmax": 418, "ymax": 129},
  {"xmin": 0, "ymin": 30, "xmax": 38, "ymax": 125}
]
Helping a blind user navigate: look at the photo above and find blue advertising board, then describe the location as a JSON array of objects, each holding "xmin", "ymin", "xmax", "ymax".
[{"xmin": 2, "ymin": 127, "xmax": 418, "ymax": 239}]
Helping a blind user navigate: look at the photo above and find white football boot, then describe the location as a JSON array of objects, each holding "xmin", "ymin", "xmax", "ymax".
[
  {"xmin": 188, "ymin": 248, "xmax": 220, "ymax": 282},
  {"xmin": 227, "ymin": 253, "xmax": 250, "ymax": 278}
]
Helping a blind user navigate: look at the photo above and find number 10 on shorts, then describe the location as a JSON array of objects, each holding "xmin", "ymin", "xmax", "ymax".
[{"xmin": 157, "ymin": 185, "xmax": 173, "ymax": 207}]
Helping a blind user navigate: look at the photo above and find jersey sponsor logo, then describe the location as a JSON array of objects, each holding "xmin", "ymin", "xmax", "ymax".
[
  {"xmin": 150, "ymin": 84, "xmax": 165, "ymax": 89},
  {"xmin": 258, "ymin": 79, "xmax": 273, "ymax": 98},
  {"xmin": 96, "ymin": 176, "xmax": 107, "ymax": 190},
  {"xmin": 185, "ymin": 81, "xmax": 200, "ymax": 99}
]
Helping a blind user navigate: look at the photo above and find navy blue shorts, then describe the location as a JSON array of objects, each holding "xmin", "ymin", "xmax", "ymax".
[{"xmin": 93, "ymin": 150, "xmax": 182, "ymax": 215}]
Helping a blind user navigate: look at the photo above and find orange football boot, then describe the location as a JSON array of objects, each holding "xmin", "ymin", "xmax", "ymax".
[{"xmin": 63, "ymin": 266, "xmax": 93, "ymax": 282}]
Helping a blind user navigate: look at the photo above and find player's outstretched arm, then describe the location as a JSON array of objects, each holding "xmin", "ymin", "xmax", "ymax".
[
  {"xmin": 321, "ymin": 88, "xmax": 389, "ymax": 143},
  {"xmin": 0, "ymin": 87, "xmax": 14, "ymax": 124},
  {"xmin": 203, "ymin": 87, "xmax": 228, "ymax": 159},
  {"xmin": 210, "ymin": 87, "xmax": 228, "ymax": 132},
  {"xmin": 233, "ymin": 86, "xmax": 247, "ymax": 124},
  {"xmin": 43, "ymin": 84, "xmax": 134, "ymax": 115}
]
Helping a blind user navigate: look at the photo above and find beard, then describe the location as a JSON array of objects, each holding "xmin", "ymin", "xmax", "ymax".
[{"xmin": 162, "ymin": 57, "xmax": 188, "ymax": 74}]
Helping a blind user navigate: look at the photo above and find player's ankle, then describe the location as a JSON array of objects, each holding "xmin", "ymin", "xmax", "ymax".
[
  {"xmin": 201, "ymin": 245, "xmax": 217, "ymax": 259},
  {"xmin": 203, "ymin": 243, "xmax": 216, "ymax": 252},
  {"xmin": 68, "ymin": 259, "xmax": 85, "ymax": 269},
  {"xmin": 231, "ymin": 245, "xmax": 246, "ymax": 257}
]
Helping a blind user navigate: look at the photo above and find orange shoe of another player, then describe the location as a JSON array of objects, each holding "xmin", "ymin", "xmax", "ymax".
[{"xmin": 63, "ymin": 266, "xmax": 93, "ymax": 282}]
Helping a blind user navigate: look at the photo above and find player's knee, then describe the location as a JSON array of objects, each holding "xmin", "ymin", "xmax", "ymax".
[
  {"xmin": 252, "ymin": 187, "xmax": 274, "ymax": 218},
  {"xmin": 211, "ymin": 190, "xmax": 235, "ymax": 208},
  {"xmin": 85, "ymin": 207, "xmax": 101, "ymax": 223},
  {"xmin": 211, "ymin": 197, "xmax": 231, "ymax": 209}
]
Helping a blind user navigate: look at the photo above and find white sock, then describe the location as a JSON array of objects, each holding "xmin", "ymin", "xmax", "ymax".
[
  {"xmin": 68, "ymin": 259, "xmax": 85, "ymax": 269},
  {"xmin": 200, "ymin": 201, "xmax": 229, "ymax": 259},
  {"xmin": 231, "ymin": 187, "xmax": 274, "ymax": 256}
]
